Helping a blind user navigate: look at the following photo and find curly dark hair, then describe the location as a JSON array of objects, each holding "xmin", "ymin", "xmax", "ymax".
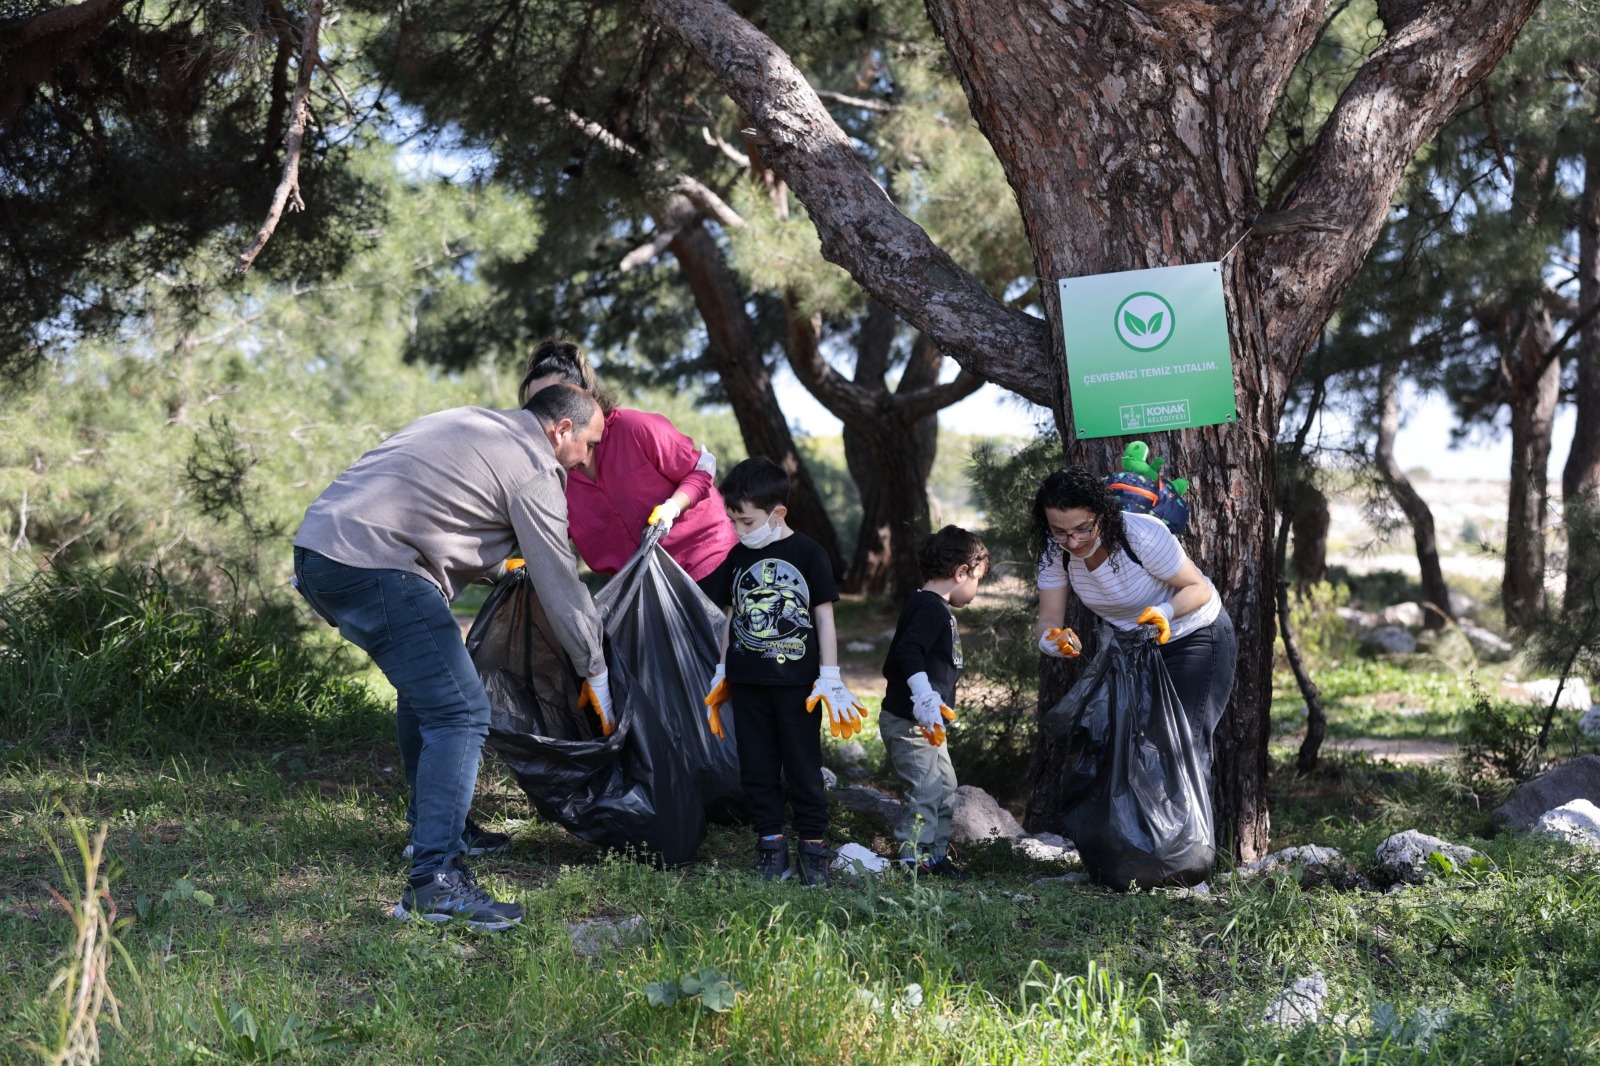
[
  {"xmin": 1029, "ymin": 466, "xmax": 1135, "ymax": 571},
  {"xmin": 918, "ymin": 526, "xmax": 990, "ymax": 581},
  {"xmin": 517, "ymin": 338, "xmax": 616, "ymax": 413}
]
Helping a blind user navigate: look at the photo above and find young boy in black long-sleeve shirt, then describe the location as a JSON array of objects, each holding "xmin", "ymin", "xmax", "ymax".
[{"xmin": 880, "ymin": 526, "xmax": 989, "ymax": 879}]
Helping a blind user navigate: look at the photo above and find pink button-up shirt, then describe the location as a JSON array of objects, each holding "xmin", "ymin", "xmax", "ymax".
[{"xmin": 565, "ymin": 408, "xmax": 737, "ymax": 581}]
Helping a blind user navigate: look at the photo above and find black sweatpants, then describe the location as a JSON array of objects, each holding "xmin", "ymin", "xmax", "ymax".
[
  {"xmin": 1157, "ymin": 605, "xmax": 1238, "ymax": 774},
  {"xmin": 729, "ymin": 682, "xmax": 827, "ymax": 838}
]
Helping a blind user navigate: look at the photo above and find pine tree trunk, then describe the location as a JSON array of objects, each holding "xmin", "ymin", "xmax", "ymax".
[
  {"xmin": 1375, "ymin": 363, "xmax": 1453, "ymax": 628},
  {"xmin": 1564, "ymin": 114, "xmax": 1600, "ymax": 602},
  {"xmin": 1290, "ymin": 481, "xmax": 1330, "ymax": 590},
  {"xmin": 1503, "ymin": 311, "xmax": 1560, "ymax": 629},
  {"xmin": 638, "ymin": 0, "xmax": 1542, "ymax": 862},
  {"xmin": 662, "ymin": 206, "xmax": 846, "ymax": 576}
]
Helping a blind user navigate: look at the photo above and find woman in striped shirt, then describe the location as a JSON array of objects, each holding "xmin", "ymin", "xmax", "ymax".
[{"xmin": 1031, "ymin": 466, "xmax": 1236, "ymax": 762}]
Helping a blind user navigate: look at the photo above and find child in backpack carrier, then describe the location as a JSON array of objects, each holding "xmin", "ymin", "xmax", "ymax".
[{"xmin": 879, "ymin": 526, "xmax": 990, "ymax": 880}]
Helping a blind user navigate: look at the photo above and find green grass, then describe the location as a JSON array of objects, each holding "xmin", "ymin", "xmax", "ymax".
[
  {"xmin": 6, "ymin": 568, "xmax": 1600, "ymax": 1063},
  {"xmin": 5, "ymin": 751, "xmax": 1599, "ymax": 1063}
]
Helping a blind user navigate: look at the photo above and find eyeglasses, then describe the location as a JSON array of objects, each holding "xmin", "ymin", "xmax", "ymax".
[{"xmin": 1052, "ymin": 520, "xmax": 1097, "ymax": 544}]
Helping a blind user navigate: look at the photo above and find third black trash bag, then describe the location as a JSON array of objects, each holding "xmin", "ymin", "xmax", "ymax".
[{"xmin": 1041, "ymin": 625, "xmax": 1215, "ymax": 888}]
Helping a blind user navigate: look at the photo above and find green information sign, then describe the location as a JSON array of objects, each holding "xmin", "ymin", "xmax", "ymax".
[{"xmin": 1057, "ymin": 262, "xmax": 1237, "ymax": 439}]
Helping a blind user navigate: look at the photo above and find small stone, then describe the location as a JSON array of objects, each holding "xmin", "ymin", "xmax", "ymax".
[
  {"xmin": 1262, "ymin": 972, "xmax": 1328, "ymax": 1028},
  {"xmin": 1032, "ymin": 872, "xmax": 1091, "ymax": 886},
  {"xmin": 820, "ymin": 766, "xmax": 838, "ymax": 790},
  {"xmin": 1534, "ymin": 799, "xmax": 1600, "ymax": 850},
  {"xmin": 832, "ymin": 785, "xmax": 906, "ymax": 826},
  {"xmin": 845, "ymin": 640, "xmax": 876, "ymax": 653},
  {"xmin": 832, "ymin": 741, "xmax": 867, "ymax": 765},
  {"xmin": 567, "ymin": 916, "xmax": 647, "ymax": 957},
  {"xmin": 1013, "ymin": 836, "xmax": 1077, "ymax": 863},
  {"xmin": 1377, "ymin": 602, "xmax": 1425, "ymax": 629},
  {"xmin": 1374, "ymin": 830, "xmax": 1487, "ymax": 884},
  {"xmin": 1579, "ymin": 707, "xmax": 1600, "ymax": 739},
  {"xmin": 950, "ymin": 786, "xmax": 1025, "ymax": 842},
  {"xmin": 1361, "ymin": 626, "xmax": 1417, "ymax": 656},
  {"xmin": 832, "ymin": 842, "xmax": 891, "ymax": 875}
]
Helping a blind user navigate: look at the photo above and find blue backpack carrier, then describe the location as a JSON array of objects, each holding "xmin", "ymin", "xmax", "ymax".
[{"xmin": 1105, "ymin": 441, "xmax": 1191, "ymax": 535}]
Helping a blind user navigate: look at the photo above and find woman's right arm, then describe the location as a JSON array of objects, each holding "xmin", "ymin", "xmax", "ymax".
[{"xmin": 1035, "ymin": 584, "xmax": 1068, "ymax": 640}]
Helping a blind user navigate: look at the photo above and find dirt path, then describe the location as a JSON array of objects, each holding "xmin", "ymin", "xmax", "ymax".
[{"xmin": 1300, "ymin": 735, "xmax": 1460, "ymax": 766}]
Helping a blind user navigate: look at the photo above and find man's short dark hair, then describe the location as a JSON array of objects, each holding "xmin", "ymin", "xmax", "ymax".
[
  {"xmin": 526, "ymin": 382, "xmax": 599, "ymax": 429},
  {"xmin": 918, "ymin": 525, "xmax": 989, "ymax": 581},
  {"xmin": 720, "ymin": 457, "xmax": 790, "ymax": 511}
]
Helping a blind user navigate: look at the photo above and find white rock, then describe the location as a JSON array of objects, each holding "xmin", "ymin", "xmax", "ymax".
[
  {"xmin": 950, "ymin": 785, "xmax": 1025, "ymax": 842},
  {"xmin": 567, "ymin": 916, "xmax": 647, "ymax": 957},
  {"xmin": 1262, "ymin": 972, "xmax": 1328, "ymax": 1028},
  {"xmin": 820, "ymin": 766, "xmax": 839, "ymax": 790},
  {"xmin": 832, "ymin": 842, "xmax": 892, "ymax": 875},
  {"xmin": 1581, "ymin": 707, "xmax": 1600, "ymax": 739},
  {"xmin": 1239, "ymin": 845, "xmax": 1344, "ymax": 879},
  {"xmin": 1377, "ymin": 602, "xmax": 1425, "ymax": 629},
  {"xmin": 1013, "ymin": 837, "xmax": 1078, "ymax": 863},
  {"xmin": 1460, "ymin": 623, "xmax": 1513, "ymax": 662},
  {"xmin": 1509, "ymin": 677, "xmax": 1593, "ymax": 711},
  {"xmin": 1029, "ymin": 831, "xmax": 1073, "ymax": 849},
  {"xmin": 1337, "ymin": 606, "xmax": 1376, "ymax": 631},
  {"xmin": 1374, "ymin": 830, "xmax": 1487, "ymax": 883},
  {"xmin": 1534, "ymin": 799, "xmax": 1600, "ymax": 850},
  {"xmin": 845, "ymin": 640, "xmax": 876, "ymax": 653},
  {"xmin": 1032, "ymin": 872, "xmax": 1091, "ymax": 886}
]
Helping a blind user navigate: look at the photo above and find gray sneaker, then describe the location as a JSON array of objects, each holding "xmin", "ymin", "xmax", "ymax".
[{"xmin": 392, "ymin": 858, "xmax": 523, "ymax": 932}]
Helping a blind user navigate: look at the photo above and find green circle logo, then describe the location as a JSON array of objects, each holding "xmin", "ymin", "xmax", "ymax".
[{"xmin": 1114, "ymin": 291, "xmax": 1175, "ymax": 351}]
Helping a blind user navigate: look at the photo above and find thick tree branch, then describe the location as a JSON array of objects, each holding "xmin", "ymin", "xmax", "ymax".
[
  {"xmin": 0, "ymin": 0, "xmax": 127, "ymax": 49},
  {"xmin": 530, "ymin": 94, "xmax": 745, "ymax": 230},
  {"xmin": 633, "ymin": 0, "xmax": 1049, "ymax": 406},
  {"xmin": 234, "ymin": 0, "xmax": 323, "ymax": 276},
  {"xmin": 813, "ymin": 87, "xmax": 892, "ymax": 114},
  {"xmin": 1258, "ymin": 0, "xmax": 1542, "ymax": 369}
]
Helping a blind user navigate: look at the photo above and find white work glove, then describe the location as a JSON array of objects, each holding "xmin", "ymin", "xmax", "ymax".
[
  {"xmin": 806, "ymin": 666, "xmax": 867, "ymax": 740},
  {"xmin": 580, "ymin": 670, "xmax": 615, "ymax": 736},
  {"xmin": 908, "ymin": 671, "xmax": 957, "ymax": 747},
  {"xmin": 1038, "ymin": 627, "xmax": 1082, "ymax": 658},
  {"xmin": 1136, "ymin": 603, "xmax": 1174, "ymax": 644},
  {"xmin": 647, "ymin": 498, "xmax": 683, "ymax": 535}
]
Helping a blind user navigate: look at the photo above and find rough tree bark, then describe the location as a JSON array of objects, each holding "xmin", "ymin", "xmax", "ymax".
[
  {"xmin": 785, "ymin": 298, "xmax": 983, "ymax": 600},
  {"xmin": 634, "ymin": 0, "xmax": 1542, "ymax": 858},
  {"xmin": 1375, "ymin": 361, "xmax": 1453, "ymax": 628},
  {"xmin": 1500, "ymin": 309, "xmax": 1561, "ymax": 628},
  {"xmin": 1290, "ymin": 480, "xmax": 1330, "ymax": 590},
  {"xmin": 1563, "ymin": 111, "xmax": 1600, "ymax": 602}
]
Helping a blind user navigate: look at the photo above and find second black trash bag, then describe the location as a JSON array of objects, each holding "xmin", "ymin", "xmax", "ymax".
[
  {"xmin": 1041, "ymin": 625, "xmax": 1215, "ymax": 888},
  {"xmin": 466, "ymin": 565, "xmax": 706, "ymax": 867}
]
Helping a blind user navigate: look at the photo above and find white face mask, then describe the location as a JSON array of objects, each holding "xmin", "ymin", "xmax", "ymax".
[{"xmin": 738, "ymin": 518, "xmax": 783, "ymax": 550}]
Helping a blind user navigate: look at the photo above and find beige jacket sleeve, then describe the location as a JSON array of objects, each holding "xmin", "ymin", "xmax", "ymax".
[{"xmin": 508, "ymin": 466, "xmax": 606, "ymax": 677}]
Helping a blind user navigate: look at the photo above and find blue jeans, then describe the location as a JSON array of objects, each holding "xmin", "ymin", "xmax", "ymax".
[{"xmin": 293, "ymin": 547, "xmax": 488, "ymax": 878}]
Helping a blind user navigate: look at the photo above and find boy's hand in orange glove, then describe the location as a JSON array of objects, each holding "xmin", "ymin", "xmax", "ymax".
[
  {"xmin": 703, "ymin": 664, "xmax": 730, "ymax": 739},
  {"xmin": 1038, "ymin": 627, "xmax": 1082, "ymax": 658},
  {"xmin": 807, "ymin": 666, "xmax": 867, "ymax": 739},
  {"xmin": 580, "ymin": 670, "xmax": 615, "ymax": 736}
]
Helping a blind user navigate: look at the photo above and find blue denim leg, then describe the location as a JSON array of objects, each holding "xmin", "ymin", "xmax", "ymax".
[{"xmin": 293, "ymin": 548, "xmax": 489, "ymax": 878}]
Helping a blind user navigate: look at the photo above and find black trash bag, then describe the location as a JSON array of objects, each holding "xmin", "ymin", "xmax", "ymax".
[
  {"xmin": 594, "ymin": 527, "xmax": 744, "ymax": 823},
  {"xmin": 466, "ymin": 565, "xmax": 706, "ymax": 867},
  {"xmin": 1042, "ymin": 625, "xmax": 1215, "ymax": 888}
]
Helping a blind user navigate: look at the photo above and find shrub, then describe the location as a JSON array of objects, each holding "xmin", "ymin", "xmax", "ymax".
[
  {"xmin": 1277, "ymin": 580, "xmax": 1359, "ymax": 670},
  {"xmin": 0, "ymin": 565, "xmax": 389, "ymax": 760}
]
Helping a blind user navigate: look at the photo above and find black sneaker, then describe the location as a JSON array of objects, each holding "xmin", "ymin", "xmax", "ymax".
[
  {"xmin": 392, "ymin": 858, "xmax": 524, "ymax": 932},
  {"xmin": 918, "ymin": 856, "xmax": 972, "ymax": 882},
  {"xmin": 755, "ymin": 835, "xmax": 793, "ymax": 881},
  {"xmin": 796, "ymin": 839, "xmax": 835, "ymax": 887},
  {"xmin": 403, "ymin": 818, "xmax": 512, "ymax": 860}
]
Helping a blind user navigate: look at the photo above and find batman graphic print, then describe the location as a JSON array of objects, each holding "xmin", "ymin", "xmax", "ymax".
[{"xmin": 705, "ymin": 531, "xmax": 838, "ymax": 687}]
